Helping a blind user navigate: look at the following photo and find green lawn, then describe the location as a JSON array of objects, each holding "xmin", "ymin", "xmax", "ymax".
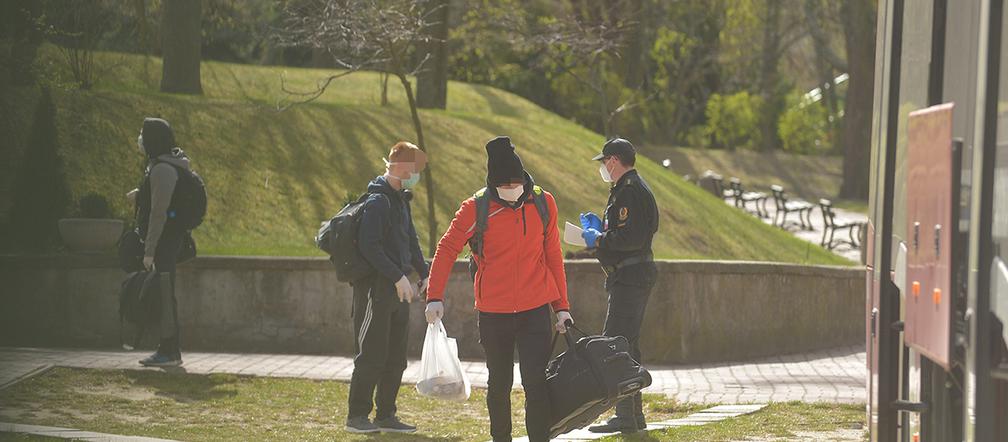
[
  {"xmin": 600, "ymin": 402, "xmax": 866, "ymax": 441},
  {"xmin": 0, "ymin": 367, "xmax": 703, "ymax": 441},
  {"xmin": 1, "ymin": 47, "xmax": 850, "ymax": 264},
  {"xmin": 0, "ymin": 368, "xmax": 864, "ymax": 442}
]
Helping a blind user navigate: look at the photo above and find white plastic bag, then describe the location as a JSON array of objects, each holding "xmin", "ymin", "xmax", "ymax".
[{"xmin": 416, "ymin": 320, "xmax": 471, "ymax": 401}]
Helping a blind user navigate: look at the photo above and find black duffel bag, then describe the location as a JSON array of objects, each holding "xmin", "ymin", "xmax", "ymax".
[
  {"xmin": 546, "ymin": 323, "xmax": 653, "ymax": 439},
  {"xmin": 118, "ymin": 271, "xmax": 162, "ymax": 350}
]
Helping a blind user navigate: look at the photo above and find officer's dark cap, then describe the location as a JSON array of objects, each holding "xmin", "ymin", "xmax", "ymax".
[{"xmin": 591, "ymin": 138, "xmax": 636, "ymax": 164}]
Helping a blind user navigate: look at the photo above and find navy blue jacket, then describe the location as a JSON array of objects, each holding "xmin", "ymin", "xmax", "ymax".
[{"xmin": 357, "ymin": 176, "xmax": 430, "ymax": 282}]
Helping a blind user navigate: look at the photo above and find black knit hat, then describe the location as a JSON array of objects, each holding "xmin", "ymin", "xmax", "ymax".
[
  {"xmin": 485, "ymin": 136, "xmax": 525, "ymax": 186},
  {"xmin": 141, "ymin": 117, "xmax": 175, "ymax": 158}
]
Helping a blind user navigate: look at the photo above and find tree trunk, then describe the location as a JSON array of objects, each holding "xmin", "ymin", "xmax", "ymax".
[
  {"xmin": 838, "ymin": 0, "xmax": 875, "ymax": 200},
  {"xmin": 380, "ymin": 72, "xmax": 389, "ymax": 106},
  {"xmin": 416, "ymin": 0, "xmax": 449, "ymax": 109},
  {"xmin": 6, "ymin": 1, "xmax": 43, "ymax": 86},
  {"xmin": 160, "ymin": 0, "xmax": 202, "ymax": 94},
  {"xmin": 757, "ymin": 0, "xmax": 783, "ymax": 151},
  {"xmin": 398, "ymin": 74, "xmax": 439, "ymax": 254}
]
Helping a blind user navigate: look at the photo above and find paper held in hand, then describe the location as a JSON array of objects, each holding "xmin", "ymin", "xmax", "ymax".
[{"xmin": 563, "ymin": 221, "xmax": 587, "ymax": 247}]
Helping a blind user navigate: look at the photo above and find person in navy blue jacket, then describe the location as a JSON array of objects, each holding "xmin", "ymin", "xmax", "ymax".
[{"xmin": 346, "ymin": 141, "xmax": 430, "ymax": 434}]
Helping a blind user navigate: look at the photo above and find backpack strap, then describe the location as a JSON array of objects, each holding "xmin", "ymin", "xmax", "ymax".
[
  {"xmin": 470, "ymin": 186, "xmax": 552, "ymax": 257},
  {"xmin": 530, "ymin": 185, "xmax": 551, "ymax": 232},
  {"xmin": 470, "ymin": 188, "xmax": 490, "ymax": 259}
]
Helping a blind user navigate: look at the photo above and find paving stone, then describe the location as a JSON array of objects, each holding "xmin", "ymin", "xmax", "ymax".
[{"xmin": 0, "ymin": 422, "xmax": 177, "ymax": 441}]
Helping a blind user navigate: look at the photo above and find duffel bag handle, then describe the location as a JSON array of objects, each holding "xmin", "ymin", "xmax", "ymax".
[{"xmin": 550, "ymin": 319, "xmax": 591, "ymax": 355}]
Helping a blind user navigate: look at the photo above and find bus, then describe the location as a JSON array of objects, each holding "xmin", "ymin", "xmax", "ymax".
[{"xmin": 866, "ymin": 0, "xmax": 1008, "ymax": 440}]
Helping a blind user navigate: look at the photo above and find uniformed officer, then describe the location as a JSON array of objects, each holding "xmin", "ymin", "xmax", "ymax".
[{"xmin": 580, "ymin": 138, "xmax": 659, "ymax": 434}]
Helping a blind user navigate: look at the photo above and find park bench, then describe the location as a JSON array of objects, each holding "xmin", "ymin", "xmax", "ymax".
[
  {"xmin": 728, "ymin": 177, "xmax": 768, "ymax": 218},
  {"xmin": 697, "ymin": 170, "xmax": 734, "ymax": 201},
  {"xmin": 818, "ymin": 199, "xmax": 863, "ymax": 250},
  {"xmin": 769, "ymin": 185, "xmax": 814, "ymax": 230}
]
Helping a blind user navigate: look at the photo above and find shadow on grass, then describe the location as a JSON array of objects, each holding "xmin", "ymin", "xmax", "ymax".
[{"xmin": 124, "ymin": 369, "xmax": 239, "ymax": 403}]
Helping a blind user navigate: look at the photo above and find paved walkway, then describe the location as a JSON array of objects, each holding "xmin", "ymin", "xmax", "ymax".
[
  {"xmin": 0, "ymin": 345, "xmax": 865, "ymax": 404},
  {"xmin": 724, "ymin": 197, "xmax": 867, "ymax": 262},
  {"xmin": 528, "ymin": 404, "xmax": 768, "ymax": 441},
  {"xmin": 0, "ymin": 422, "xmax": 175, "ymax": 441}
]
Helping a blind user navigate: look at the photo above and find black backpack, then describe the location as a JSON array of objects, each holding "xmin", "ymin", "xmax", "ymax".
[
  {"xmin": 139, "ymin": 160, "xmax": 208, "ymax": 231},
  {"xmin": 316, "ymin": 193, "xmax": 377, "ymax": 283},
  {"xmin": 467, "ymin": 185, "xmax": 551, "ymax": 280}
]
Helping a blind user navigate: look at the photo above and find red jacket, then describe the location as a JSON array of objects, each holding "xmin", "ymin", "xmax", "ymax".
[{"xmin": 426, "ymin": 188, "xmax": 570, "ymax": 314}]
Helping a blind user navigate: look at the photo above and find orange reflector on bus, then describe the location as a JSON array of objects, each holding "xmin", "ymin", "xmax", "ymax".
[
  {"xmin": 933, "ymin": 288, "xmax": 941, "ymax": 305},
  {"xmin": 912, "ymin": 281, "xmax": 921, "ymax": 297}
]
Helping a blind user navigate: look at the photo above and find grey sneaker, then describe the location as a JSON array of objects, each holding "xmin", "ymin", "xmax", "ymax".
[
  {"xmin": 375, "ymin": 415, "xmax": 417, "ymax": 433},
  {"xmin": 345, "ymin": 416, "xmax": 379, "ymax": 434}
]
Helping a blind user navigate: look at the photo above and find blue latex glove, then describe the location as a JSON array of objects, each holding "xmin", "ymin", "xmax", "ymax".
[
  {"xmin": 582, "ymin": 228, "xmax": 602, "ymax": 248},
  {"xmin": 580, "ymin": 212, "xmax": 603, "ymax": 231}
]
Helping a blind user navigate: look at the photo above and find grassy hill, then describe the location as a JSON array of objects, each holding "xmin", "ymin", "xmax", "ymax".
[{"xmin": 1, "ymin": 47, "xmax": 850, "ymax": 265}]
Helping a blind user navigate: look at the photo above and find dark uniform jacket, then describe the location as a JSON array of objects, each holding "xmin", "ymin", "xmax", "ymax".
[{"xmin": 597, "ymin": 169, "xmax": 659, "ymax": 267}]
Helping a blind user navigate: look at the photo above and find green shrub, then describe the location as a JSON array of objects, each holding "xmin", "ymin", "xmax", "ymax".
[
  {"xmin": 704, "ymin": 91, "xmax": 761, "ymax": 150},
  {"xmin": 778, "ymin": 91, "xmax": 831, "ymax": 154},
  {"xmin": 77, "ymin": 193, "xmax": 112, "ymax": 219}
]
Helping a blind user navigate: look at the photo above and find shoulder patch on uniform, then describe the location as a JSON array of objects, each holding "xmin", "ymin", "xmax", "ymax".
[
  {"xmin": 532, "ymin": 185, "xmax": 543, "ymax": 195},
  {"xmin": 619, "ymin": 207, "xmax": 629, "ymax": 221},
  {"xmin": 475, "ymin": 187, "xmax": 487, "ymax": 198}
]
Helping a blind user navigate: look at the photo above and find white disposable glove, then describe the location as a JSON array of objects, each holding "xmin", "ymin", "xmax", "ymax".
[
  {"xmin": 555, "ymin": 311, "xmax": 574, "ymax": 333},
  {"xmin": 425, "ymin": 301, "xmax": 444, "ymax": 324},
  {"xmin": 418, "ymin": 278, "xmax": 429, "ymax": 295},
  {"xmin": 394, "ymin": 275, "xmax": 416, "ymax": 303},
  {"xmin": 143, "ymin": 256, "xmax": 155, "ymax": 271}
]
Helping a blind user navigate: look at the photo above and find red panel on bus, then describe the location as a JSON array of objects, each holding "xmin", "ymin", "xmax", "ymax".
[{"xmin": 904, "ymin": 103, "xmax": 954, "ymax": 370}]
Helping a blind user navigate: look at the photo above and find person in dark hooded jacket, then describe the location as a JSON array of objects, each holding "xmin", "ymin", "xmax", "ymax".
[
  {"xmin": 128, "ymin": 117, "xmax": 192, "ymax": 367},
  {"xmin": 345, "ymin": 141, "xmax": 430, "ymax": 434}
]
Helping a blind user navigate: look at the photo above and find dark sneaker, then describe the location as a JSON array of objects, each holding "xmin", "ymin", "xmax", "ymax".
[
  {"xmin": 588, "ymin": 416, "xmax": 639, "ymax": 434},
  {"xmin": 139, "ymin": 352, "xmax": 182, "ymax": 367},
  {"xmin": 636, "ymin": 416, "xmax": 647, "ymax": 430},
  {"xmin": 346, "ymin": 416, "xmax": 379, "ymax": 434},
  {"xmin": 375, "ymin": 415, "xmax": 417, "ymax": 433}
]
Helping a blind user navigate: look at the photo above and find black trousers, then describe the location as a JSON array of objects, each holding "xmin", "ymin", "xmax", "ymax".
[
  {"xmin": 479, "ymin": 303, "xmax": 552, "ymax": 442},
  {"xmin": 603, "ymin": 262, "xmax": 656, "ymax": 422},
  {"xmin": 153, "ymin": 229, "xmax": 183, "ymax": 356},
  {"xmin": 347, "ymin": 274, "xmax": 410, "ymax": 420}
]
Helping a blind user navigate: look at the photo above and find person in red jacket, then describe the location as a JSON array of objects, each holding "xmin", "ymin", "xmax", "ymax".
[{"xmin": 424, "ymin": 136, "xmax": 573, "ymax": 442}]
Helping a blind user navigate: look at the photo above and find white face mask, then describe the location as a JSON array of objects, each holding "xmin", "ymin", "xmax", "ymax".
[
  {"xmin": 137, "ymin": 134, "xmax": 145, "ymax": 155},
  {"xmin": 497, "ymin": 185, "xmax": 524, "ymax": 202},
  {"xmin": 599, "ymin": 162, "xmax": 614, "ymax": 183}
]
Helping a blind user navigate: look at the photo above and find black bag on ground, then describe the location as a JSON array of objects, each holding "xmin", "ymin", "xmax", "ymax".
[
  {"xmin": 118, "ymin": 271, "xmax": 161, "ymax": 350},
  {"xmin": 316, "ymin": 193, "xmax": 374, "ymax": 283},
  {"xmin": 546, "ymin": 324, "xmax": 653, "ymax": 438}
]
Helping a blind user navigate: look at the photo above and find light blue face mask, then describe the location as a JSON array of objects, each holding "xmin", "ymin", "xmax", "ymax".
[
  {"xmin": 401, "ymin": 172, "xmax": 421, "ymax": 189},
  {"xmin": 384, "ymin": 157, "xmax": 422, "ymax": 189}
]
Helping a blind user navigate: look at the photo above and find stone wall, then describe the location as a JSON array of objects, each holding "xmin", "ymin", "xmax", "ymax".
[{"xmin": 0, "ymin": 255, "xmax": 864, "ymax": 364}]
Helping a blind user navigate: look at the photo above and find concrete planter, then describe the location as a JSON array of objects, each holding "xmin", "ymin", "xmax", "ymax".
[{"xmin": 57, "ymin": 218, "xmax": 124, "ymax": 253}]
